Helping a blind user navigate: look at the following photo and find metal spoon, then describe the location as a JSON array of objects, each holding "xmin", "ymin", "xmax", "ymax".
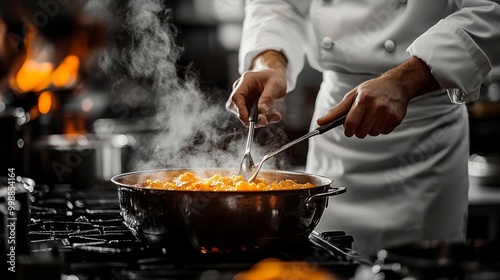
[
  {"xmin": 238, "ymin": 101, "xmax": 259, "ymax": 180},
  {"xmin": 247, "ymin": 115, "xmax": 347, "ymax": 182}
]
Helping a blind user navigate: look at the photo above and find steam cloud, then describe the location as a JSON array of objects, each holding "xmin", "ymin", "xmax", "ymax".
[{"xmin": 85, "ymin": 0, "xmax": 291, "ymax": 171}]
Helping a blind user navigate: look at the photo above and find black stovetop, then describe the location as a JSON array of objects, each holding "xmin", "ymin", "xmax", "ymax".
[{"xmin": 18, "ymin": 184, "xmax": 360, "ymax": 280}]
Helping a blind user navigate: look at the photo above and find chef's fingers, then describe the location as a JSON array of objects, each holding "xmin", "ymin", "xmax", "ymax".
[
  {"xmin": 317, "ymin": 88, "xmax": 356, "ymax": 126},
  {"xmin": 381, "ymin": 126, "xmax": 394, "ymax": 135},
  {"xmin": 258, "ymin": 77, "xmax": 285, "ymax": 118},
  {"xmin": 232, "ymin": 78, "xmax": 241, "ymax": 90},
  {"xmin": 226, "ymin": 74, "xmax": 258, "ymax": 126},
  {"xmin": 323, "ymin": 88, "xmax": 364, "ymax": 138},
  {"xmin": 380, "ymin": 119, "xmax": 402, "ymax": 135},
  {"xmin": 256, "ymin": 114, "xmax": 268, "ymax": 128},
  {"xmin": 227, "ymin": 70, "xmax": 286, "ymax": 127},
  {"xmin": 368, "ymin": 120, "xmax": 386, "ymax": 136},
  {"xmin": 225, "ymin": 88, "xmax": 247, "ymax": 124},
  {"xmin": 353, "ymin": 113, "xmax": 375, "ymax": 139},
  {"xmin": 225, "ymin": 98, "xmax": 238, "ymax": 117},
  {"xmin": 256, "ymin": 109, "xmax": 282, "ymax": 128},
  {"xmin": 343, "ymin": 89, "xmax": 369, "ymax": 138},
  {"xmin": 358, "ymin": 98, "xmax": 391, "ymax": 137},
  {"xmin": 369, "ymin": 111, "xmax": 403, "ymax": 136},
  {"xmin": 267, "ymin": 110, "xmax": 282, "ymax": 123},
  {"xmin": 247, "ymin": 79, "xmax": 284, "ymax": 127}
]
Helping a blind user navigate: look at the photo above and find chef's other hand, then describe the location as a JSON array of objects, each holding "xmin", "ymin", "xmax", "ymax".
[
  {"xmin": 226, "ymin": 50, "xmax": 288, "ymax": 127},
  {"xmin": 317, "ymin": 57, "xmax": 441, "ymax": 138}
]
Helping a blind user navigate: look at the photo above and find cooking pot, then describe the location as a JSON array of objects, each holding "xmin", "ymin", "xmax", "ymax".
[
  {"xmin": 111, "ymin": 169, "xmax": 346, "ymax": 255},
  {"xmin": 32, "ymin": 134, "xmax": 136, "ymax": 187}
]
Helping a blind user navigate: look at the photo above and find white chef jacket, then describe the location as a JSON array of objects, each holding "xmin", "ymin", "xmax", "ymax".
[{"xmin": 239, "ymin": 0, "xmax": 500, "ymax": 256}]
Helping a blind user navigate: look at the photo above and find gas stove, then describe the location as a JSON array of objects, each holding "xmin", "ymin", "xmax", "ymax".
[{"xmin": 10, "ymin": 183, "xmax": 361, "ymax": 280}]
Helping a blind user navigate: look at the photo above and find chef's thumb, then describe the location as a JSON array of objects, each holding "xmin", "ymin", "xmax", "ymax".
[{"xmin": 317, "ymin": 88, "xmax": 356, "ymax": 125}]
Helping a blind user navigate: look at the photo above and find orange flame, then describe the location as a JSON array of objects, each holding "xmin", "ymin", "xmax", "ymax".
[
  {"xmin": 9, "ymin": 29, "xmax": 81, "ymax": 93},
  {"xmin": 38, "ymin": 91, "xmax": 53, "ymax": 114},
  {"xmin": 52, "ymin": 55, "xmax": 80, "ymax": 88},
  {"xmin": 63, "ymin": 115, "xmax": 87, "ymax": 136},
  {"xmin": 15, "ymin": 61, "xmax": 54, "ymax": 93}
]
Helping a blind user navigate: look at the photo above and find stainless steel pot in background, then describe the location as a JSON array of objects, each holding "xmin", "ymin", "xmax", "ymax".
[{"xmin": 31, "ymin": 134, "xmax": 137, "ymax": 187}]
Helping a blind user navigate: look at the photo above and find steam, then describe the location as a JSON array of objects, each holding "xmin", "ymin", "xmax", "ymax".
[{"xmin": 85, "ymin": 0, "xmax": 291, "ymax": 171}]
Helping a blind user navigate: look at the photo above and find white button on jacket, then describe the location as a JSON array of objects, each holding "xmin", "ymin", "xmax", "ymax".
[
  {"xmin": 321, "ymin": 37, "xmax": 334, "ymax": 49},
  {"xmin": 239, "ymin": 0, "xmax": 500, "ymax": 256},
  {"xmin": 384, "ymin": 39, "xmax": 395, "ymax": 52}
]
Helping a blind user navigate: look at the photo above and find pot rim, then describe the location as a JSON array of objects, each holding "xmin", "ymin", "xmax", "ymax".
[{"xmin": 111, "ymin": 168, "xmax": 334, "ymax": 194}]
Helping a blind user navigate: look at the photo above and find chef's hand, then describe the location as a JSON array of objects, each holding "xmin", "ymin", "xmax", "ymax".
[
  {"xmin": 317, "ymin": 57, "xmax": 441, "ymax": 138},
  {"xmin": 226, "ymin": 50, "xmax": 288, "ymax": 127}
]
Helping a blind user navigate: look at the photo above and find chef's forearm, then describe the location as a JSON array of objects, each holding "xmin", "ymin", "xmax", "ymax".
[
  {"xmin": 382, "ymin": 56, "xmax": 441, "ymax": 100},
  {"xmin": 251, "ymin": 50, "xmax": 288, "ymax": 75}
]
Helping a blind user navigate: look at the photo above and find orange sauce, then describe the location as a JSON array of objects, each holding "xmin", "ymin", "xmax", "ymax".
[{"xmin": 138, "ymin": 172, "xmax": 314, "ymax": 191}]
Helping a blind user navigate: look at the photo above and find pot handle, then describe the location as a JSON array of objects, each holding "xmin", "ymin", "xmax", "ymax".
[
  {"xmin": 309, "ymin": 230, "xmax": 374, "ymax": 266},
  {"xmin": 305, "ymin": 186, "xmax": 346, "ymax": 210}
]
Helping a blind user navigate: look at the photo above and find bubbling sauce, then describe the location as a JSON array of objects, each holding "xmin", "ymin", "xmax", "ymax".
[{"xmin": 138, "ymin": 172, "xmax": 314, "ymax": 191}]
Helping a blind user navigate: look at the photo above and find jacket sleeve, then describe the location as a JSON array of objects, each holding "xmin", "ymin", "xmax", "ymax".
[
  {"xmin": 407, "ymin": 0, "xmax": 500, "ymax": 103},
  {"xmin": 239, "ymin": 0, "xmax": 310, "ymax": 92}
]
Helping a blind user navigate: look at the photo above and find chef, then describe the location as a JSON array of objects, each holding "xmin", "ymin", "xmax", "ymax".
[{"xmin": 226, "ymin": 0, "xmax": 500, "ymax": 256}]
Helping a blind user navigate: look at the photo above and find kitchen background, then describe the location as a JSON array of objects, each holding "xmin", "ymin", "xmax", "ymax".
[{"xmin": 1, "ymin": 0, "xmax": 499, "ymax": 243}]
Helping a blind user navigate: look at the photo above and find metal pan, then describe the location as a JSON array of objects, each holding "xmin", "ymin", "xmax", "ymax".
[{"xmin": 111, "ymin": 168, "xmax": 346, "ymax": 255}]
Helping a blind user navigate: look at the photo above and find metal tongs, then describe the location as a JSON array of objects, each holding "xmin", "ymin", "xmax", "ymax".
[
  {"xmin": 238, "ymin": 101, "xmax": 260, "ymax": 180},
  {"xmin": 238, "ymin": 104, "xmax": 346, "ymax": 182},
  {"xmin": 243, "ymin": 113, "xmax": 347, "ymax": 182}
]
